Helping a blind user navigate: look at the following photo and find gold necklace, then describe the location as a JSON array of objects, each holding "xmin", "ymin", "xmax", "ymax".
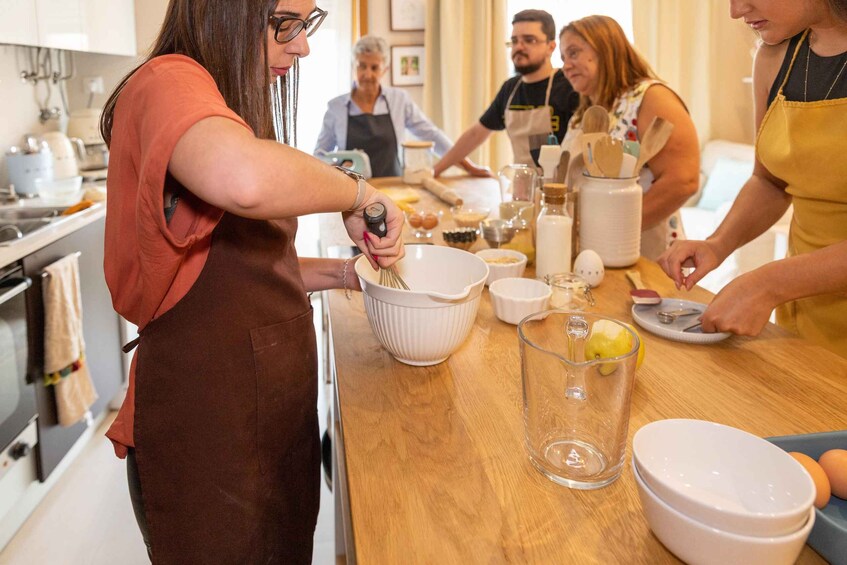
[{"xmin": 804, "ymin": 40, "xmax": 847, "ymax": 102}]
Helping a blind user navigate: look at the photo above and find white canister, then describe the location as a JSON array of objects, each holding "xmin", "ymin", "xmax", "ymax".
[
  {"xmin": 578, "ymin": 175, "xmax": 642, "ymax": 267},
  {"xmin": 402, "ymin": 141, "xmax": 434, "ymax": 184}
]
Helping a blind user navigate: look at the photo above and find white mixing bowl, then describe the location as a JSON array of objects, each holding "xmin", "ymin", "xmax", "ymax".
[
  {"xmin": 634, "ymin": 461, "xmax": 814, "ymax": 565},
  {"xmin": 355, "ymin": 245, "xmax": 489, "ymax": 366},
  {"xmin": 633, "ymin": 419, "xmax": 815, "ymax": 537}
]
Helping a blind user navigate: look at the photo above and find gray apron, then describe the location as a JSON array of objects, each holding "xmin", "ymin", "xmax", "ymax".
[{"xmin": 504, "ymin": 70, "xmax": 557, "ymax": 168}]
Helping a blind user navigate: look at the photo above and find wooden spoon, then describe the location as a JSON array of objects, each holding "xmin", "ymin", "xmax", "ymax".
[
  {"xmin": 581, "ymin": 105, "xmax": 609, "ymax": 134},
  {"xmin": 593, "ymin": 136, "xmax": 624, "ymax": 178},
  {"xmin": 555, "ymin": 150, "xmax": 570, "ymax": 184},
  {"xmin": 581, "ymin": 135, "xmax": 605, "ymax": 177},
  {"xmin": 634, "ymin": 117, "xmax": 674, "ymax": 175}
]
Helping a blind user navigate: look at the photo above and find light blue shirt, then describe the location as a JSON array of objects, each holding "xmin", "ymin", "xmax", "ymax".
[{"xmin": 314, "ymin": 84, "xmax": 453, "ymax": 157}]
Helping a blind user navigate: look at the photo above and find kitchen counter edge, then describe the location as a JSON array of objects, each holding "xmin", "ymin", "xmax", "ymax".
[{"xmin": 0, "ymin": 203, "xmax": 106, "ymax": 269}]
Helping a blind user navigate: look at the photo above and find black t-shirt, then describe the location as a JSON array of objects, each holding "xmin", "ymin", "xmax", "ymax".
[
  {"xmin": 768, "ymin": 32, "xmax": 847, "ymax": 106},
  {"xmin": 479, "ymin": 69, "xmax": 577, "ymax": 143}
]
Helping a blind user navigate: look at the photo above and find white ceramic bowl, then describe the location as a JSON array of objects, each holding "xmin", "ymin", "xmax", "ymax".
[
  {"xmin": 35, "ymin": 175, "xmax": 83, "ymax": 205},
  {"xmin": 488, "ymin": 277, "xmax": 551, "ymax": 325},
  {"xmin": 355, "ymin": 245, "xmax": 488, "ymax": 366},
  {"xmin": 634, "ymin": 461, "xmax": 815, "ymax": 565},
  {"xmin": 475, "ymin": 249, "xmax": 527, "ymax": 286},
  {"xmin": 633, "ymin": 419, "xmax": 815, "ymax": 537}
]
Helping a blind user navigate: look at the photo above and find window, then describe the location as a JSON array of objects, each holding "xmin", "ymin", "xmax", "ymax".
[
  {"xmin": 295, "ymin": 0, "xmax": 353, "ymax": 153},
  {"xmin": 506, "ymin": 0, "xmax": 633, "ymax": 69}
]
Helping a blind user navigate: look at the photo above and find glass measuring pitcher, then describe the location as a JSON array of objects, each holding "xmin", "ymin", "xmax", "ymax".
[
  {"xmin": 518, "ymin": 311, "xmax": 639, "ymax": 489},
  {"xmin": 498, "ymin": 163, "xmax": 536, "ymax": 205}
]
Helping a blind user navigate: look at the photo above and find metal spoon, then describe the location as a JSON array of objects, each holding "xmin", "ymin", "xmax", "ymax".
[{"xmin": 656, "ymin": 308, "xmax": 701, "ymax": 324}]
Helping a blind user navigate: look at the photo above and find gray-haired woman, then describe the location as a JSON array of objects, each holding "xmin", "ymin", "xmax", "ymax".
[{"xmin": 316, "ymin": 35, "xmax": 489, "ymax": 177}]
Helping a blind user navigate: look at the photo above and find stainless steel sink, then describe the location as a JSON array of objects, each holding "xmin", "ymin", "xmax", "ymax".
[
  {"xmin": 0, "ymin": 219, "xmax": 59, "ymax": 244},
  {"xmin": 0, "ymin": 207, "xmax": 67, "ymax": 221}
]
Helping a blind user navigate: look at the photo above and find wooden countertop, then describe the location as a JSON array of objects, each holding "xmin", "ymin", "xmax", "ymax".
[{"xmin": 323, "ymin": 177, "xmax": 847, "ymax": 564}]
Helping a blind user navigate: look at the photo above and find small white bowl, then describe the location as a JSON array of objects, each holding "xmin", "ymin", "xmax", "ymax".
[
  {"xmin": 634, "ymin": 460, "xmax": 814, "ymax": 565},
  {"xmin": 633, "ymin": 419, "xmax": 815, "ymax": 537},
  {"xmin": 488, "ymin": 277, "xmax": 550, "ymax": 325},
  {"xmin": 475, "ymin": 249, "xmax": 527, "ymax": 286}
]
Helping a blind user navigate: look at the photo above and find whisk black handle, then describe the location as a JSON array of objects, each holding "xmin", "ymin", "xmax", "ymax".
[{"xmin": 363, "ymin": 202, "xmax": 388, "ymax": 238}]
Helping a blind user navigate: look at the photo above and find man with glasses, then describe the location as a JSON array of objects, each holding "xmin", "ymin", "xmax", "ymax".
[{"xmin": 434, "ymin": 9, "xmax": 576, "ymax": 176}]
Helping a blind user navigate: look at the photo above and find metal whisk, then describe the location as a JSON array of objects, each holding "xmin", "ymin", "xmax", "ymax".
[{"xmin": 364, "ymin": 203, "xmax": 410, "ymax": 290}]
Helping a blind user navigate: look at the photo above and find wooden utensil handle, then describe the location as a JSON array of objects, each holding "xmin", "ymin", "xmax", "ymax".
[{"xmin": 626, "ymin": 270, "xmax": 645, "ymax": 289}]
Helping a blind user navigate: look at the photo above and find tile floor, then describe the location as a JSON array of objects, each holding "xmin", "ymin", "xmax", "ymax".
[{"xmin": 0, "ymin": 214, "xmax": 337, "ymax": 564}]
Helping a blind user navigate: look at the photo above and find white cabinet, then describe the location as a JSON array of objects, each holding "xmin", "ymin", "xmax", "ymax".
[
  {"xmin": 0, "ymin": 0, "xmax": 39, "ymax": 47},
  {"xmin": 0, "ymin": 0, "xmax": 136, "ymax": 57},
  {"xmin": 35, "ymin": 0, "xmax": 86, "ymax": 51},
  {"xmin": 82, "ymin": 0, "xmax": 136, "ymax": 56}
]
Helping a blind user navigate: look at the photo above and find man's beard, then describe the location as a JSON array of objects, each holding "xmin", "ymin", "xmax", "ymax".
[{"xmin": 514, "ymin": 58, "xmax": 542, "ymax": 75}]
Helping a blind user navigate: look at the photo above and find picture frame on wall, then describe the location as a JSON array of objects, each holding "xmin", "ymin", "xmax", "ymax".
[
  {"xmin": 390, "ymin": 45, "xmax": 425, "ymax": 86},
  {"xmin": 390, "ymin": 0, "xmax": 425, "ymax": 31}
]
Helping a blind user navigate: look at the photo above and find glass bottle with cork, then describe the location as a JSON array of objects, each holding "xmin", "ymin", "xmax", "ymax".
[{"xmin": 535, "ymin": 182, "xmax": 573, "ymax": 281}]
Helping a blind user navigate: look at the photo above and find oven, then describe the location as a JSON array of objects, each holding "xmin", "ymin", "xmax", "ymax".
[{"xmin": 0, "ymin": 263, "xmax": 36, "ymax": 462}]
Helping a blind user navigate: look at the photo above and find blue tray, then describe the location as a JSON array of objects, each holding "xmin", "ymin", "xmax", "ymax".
[{"xmin": 767, "ymin": 430, "xmax": 847, "ymax": 565}]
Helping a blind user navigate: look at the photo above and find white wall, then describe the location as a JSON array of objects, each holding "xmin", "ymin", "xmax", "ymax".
[
  {"xmin": 0, "ymin": 0, "xmax": 167, "ymax": 187},
  {"xmin": 0, "ymin": 45, "xmax": 56, "ymax": 185}
]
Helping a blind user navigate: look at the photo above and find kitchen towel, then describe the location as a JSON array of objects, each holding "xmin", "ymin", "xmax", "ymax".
[
  {"xmin": 42, "ymin": 253, "xmax": 98, "ymax": 427},
  {"xmin": 421, "ymin": 178, "xmax": 463, "ymax": 207}
]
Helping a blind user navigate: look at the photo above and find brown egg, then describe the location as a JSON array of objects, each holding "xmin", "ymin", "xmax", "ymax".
[
  {"xmin": 819, "ymin": 449, "xmax": 847, "ymax": 500},
  {"xmin": 422, "ymin": 213, "xmax": 439, "ymax": 230},
  {"xmin": 408, "ymin": 213, "xmax": 422, "ymax": 228},
  {"xmin": 789, "ymin": 452, "xmax": 831, "ymax": 508}
]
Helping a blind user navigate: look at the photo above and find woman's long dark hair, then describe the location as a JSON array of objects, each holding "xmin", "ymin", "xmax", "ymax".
[{"xmin": 100, "ymin": 0, "xmax": 287, "ymax": 146}]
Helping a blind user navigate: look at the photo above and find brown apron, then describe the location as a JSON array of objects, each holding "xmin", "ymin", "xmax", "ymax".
[{"xmin": 133, "ymin": 212, "xmax": 319, "ymax": 564}]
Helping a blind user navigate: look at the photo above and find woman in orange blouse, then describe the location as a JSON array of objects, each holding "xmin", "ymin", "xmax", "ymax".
[{"xmin": 100, "ymin": 0, "xmax": 404, "ymax": 562}]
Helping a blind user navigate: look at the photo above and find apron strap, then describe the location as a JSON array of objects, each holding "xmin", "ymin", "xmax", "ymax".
[
  {"xmin": 505, "ymin": 76, "xmax": 523, "ymax": 108},
  {"xmin": 122, "ymin": 335, "xmax": 140, "ymax": 354},
  {"xmin": 778, "ymin": 29, "xmax": 810, "ymax": 96}
]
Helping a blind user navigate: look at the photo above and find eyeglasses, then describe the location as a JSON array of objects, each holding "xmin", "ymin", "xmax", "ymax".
[
  {"xmin": 505, "ymin": 35, "xmax": 547, "ymax": 49},
  {"xmin": 269, "ymin": 7, "xmax": 327, "ymax": 44}
]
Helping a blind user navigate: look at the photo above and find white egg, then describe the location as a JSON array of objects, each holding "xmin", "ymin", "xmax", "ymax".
[{"xmin": 573, "ymin": 249, "xmax": 605, "ymax": 287}]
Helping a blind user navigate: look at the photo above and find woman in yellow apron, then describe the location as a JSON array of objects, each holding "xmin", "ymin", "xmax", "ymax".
[{"xmin": 658, "ymin": 0, "xmax": 847, "ymax": 359}]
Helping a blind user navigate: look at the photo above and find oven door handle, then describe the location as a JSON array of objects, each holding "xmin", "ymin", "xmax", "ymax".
[{"xmin": 0, "ymin": 277, "xmax": 32, "ymax": 306}]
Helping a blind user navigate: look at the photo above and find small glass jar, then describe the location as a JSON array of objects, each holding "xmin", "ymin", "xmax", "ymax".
[
  {"xmin": 544, "ymin": 272, "xmax": 595, "ymax": 311},
  {"xmin": 402, "ymin": 141, "xmax": 435, "ymax": 184}
]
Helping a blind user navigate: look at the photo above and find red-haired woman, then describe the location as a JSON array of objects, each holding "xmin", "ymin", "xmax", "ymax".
[{"xmin": 560, "ymin": 15, "xmax": 700, "ymax": 261}]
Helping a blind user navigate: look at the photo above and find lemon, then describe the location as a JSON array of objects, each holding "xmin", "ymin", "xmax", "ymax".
[{"xmin": 584, "ymin": 320, "xmax": 645, "ymax": 375}]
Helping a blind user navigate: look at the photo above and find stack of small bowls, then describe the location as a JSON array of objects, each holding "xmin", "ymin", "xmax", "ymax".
[{"xmin": 632, "ymin": 419, "xmax": 816, "ymax": 565}]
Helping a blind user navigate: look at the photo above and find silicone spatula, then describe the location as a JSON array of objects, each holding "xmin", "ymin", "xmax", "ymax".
[{"xmin": 625, "ymin": 270, "xmax": 662, "ymax": 305}]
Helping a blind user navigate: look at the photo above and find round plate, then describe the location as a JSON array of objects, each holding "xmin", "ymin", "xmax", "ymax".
[{"xmin": 631, "ymin": 299, "xmax": 731, "ymax": 344}]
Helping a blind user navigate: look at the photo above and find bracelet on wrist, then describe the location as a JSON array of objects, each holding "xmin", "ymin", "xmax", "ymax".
[{"xmin": 342, "ymin": 257, "xmax": 352, "ymax": 300}]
